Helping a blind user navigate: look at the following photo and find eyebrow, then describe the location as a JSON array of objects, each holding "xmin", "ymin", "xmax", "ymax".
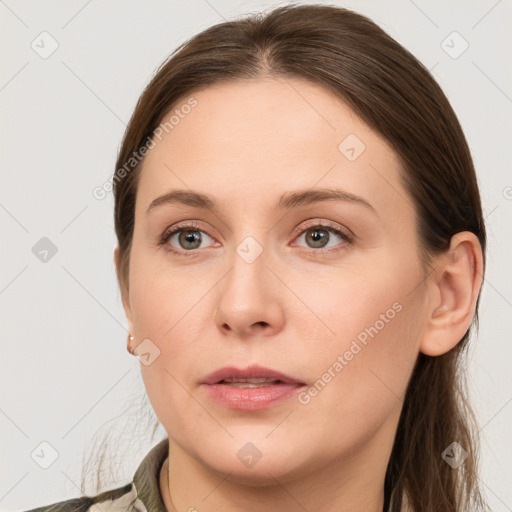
[{"xmin": 146, "ymin": 188, "xmax": 376, "ymax": 214}]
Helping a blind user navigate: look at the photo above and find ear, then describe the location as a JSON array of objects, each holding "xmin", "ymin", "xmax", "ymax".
[
  {"xmin": 420, "ymin": 231, "xmax": 484, "ymax": 356},
  {"xmin": 114, "ymin": 245, "xmax": 134, "ymax": 334}
]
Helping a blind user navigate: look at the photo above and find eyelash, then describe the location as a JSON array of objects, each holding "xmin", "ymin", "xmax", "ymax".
[{"xmin": 159, "ymin": 220, "xmax": 354, "ymax": 257}]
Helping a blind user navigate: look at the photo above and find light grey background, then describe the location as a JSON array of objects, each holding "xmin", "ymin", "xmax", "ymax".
[{"xmin": 1, "ymin": 0, "xmax": 511, "ymax": 510}]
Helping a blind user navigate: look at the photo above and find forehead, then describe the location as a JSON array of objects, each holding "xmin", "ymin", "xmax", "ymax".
[{"xmin": 136, "ymin": 77, "xmax": 410, "ymax": 220}]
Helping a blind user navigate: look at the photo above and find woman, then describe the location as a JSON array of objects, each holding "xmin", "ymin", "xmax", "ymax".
[{"xmin": 26, "ymin": 4, "xmax": 489, "ymax": 512}]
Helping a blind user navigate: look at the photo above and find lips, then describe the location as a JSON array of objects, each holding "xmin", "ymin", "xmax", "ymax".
[
  {"xmin": 202, "ymin": 364, "xmax": 304, "ymax": 386},
  {"xmin": 201, "ymin": 365, "xmax": 306, "ymax": 411}
]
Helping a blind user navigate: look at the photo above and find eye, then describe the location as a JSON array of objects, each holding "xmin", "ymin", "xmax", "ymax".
[
  {"xmin": 160, "ymin": 221, "xmax": 217, "ymax": 255},
  {"xmin": 293, "ymin": 221, "xmax": 352, "ymax": 252}
]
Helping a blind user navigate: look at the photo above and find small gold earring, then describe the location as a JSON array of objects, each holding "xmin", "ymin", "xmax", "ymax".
[{"xmin": 127, "ymin": 335, "xmax": 135, "ymax": 355}]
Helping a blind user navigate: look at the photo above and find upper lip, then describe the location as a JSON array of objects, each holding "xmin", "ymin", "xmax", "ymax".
[{"xmin": 202, "ymin": 364, "xmax": 305, "ymax": 385}]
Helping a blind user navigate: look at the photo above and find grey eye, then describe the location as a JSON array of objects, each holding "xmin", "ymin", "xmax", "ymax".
[
  {"xmin": 297, "ymin": 227, "xmax": 346, "ymax": 250},
  {"xmin": 170, "ymin": 229, "xmax": 214, "ymax": 251}
]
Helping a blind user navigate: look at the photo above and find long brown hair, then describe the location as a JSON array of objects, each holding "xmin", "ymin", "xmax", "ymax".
[{"xmin": 106, "ymin": 5, "xmax": 488, "ymax": 511}]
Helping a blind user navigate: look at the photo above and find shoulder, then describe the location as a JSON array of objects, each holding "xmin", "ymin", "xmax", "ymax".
[
  {"xmin": 22, "ymin": 437, "xmax": 168, "ymax": 512},
  {"xmin": 22, "ymin": 483, "xmax": 138, "ymax": 512}
]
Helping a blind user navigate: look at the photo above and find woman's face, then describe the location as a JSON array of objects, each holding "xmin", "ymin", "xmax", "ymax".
[{"xmin": 121, "ymin": 77, "xmax": 430, "ymax": 483}]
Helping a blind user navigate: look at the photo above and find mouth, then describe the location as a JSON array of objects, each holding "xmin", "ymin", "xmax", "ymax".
[
  {"xmin": 201, "ymin": 365, "xmax": 306, "ymax": 410},
  {"xmin": 217, "ymin": 377, "xmax": 286, "ymax": 388},
  {"xmin": 202, "ymin": 364, "xmax": 304, "ymax": 385}
]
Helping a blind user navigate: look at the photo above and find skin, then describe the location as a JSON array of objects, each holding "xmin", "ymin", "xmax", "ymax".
[{"xmin": 115, "ymin": 77, "xmax": 483, "ymax": 512}]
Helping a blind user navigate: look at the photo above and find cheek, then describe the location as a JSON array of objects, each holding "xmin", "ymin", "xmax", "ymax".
[
  {"xmin": 128, "ymin": 242, "xmax": 205, "ymax": 341},
  {"xmin": 293, "ymin": 264, "xmax": 425, "ymax": 442},
  {"xmin": 292, "ymin": 249, "xmax": 424, "ymax": 380},
  {"xmin": 127, "ymin": 249, "xmax": 217, "ymax": 423}
]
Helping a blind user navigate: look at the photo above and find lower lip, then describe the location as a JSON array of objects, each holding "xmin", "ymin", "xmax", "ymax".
[{"xmin": 202, "ymin": 382, "xmax": 305, "ymax": 410}]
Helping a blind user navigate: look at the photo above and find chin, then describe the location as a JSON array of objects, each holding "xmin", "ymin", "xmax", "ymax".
[{"xmin": 195, "ymin": 436, "xmax": 313, "ymax": 486}]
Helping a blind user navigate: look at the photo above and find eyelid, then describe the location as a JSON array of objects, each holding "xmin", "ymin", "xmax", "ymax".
[{"xmin": 161, "ymin": 220, "xmax": 210, "ymax": 240}]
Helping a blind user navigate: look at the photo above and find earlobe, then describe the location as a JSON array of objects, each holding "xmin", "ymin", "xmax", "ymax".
[{"xmin": 420, "ymin": 232, "xmax": 484, "ymax": 357}]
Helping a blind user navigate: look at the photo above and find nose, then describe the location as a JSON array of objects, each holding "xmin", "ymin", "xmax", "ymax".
[{"xmin": 214, "ymin": 244, "xmax": 285, "ymax": 340}]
